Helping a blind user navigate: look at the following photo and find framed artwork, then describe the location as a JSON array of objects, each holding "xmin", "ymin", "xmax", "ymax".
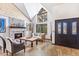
[{"xmin": 0, "ymin": 18, "xmax": 6, "ymax": 33}]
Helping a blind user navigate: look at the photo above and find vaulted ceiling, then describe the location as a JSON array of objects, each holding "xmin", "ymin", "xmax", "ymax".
[
  {"xmin": 14, "ymin": 3, "xmax": 64, "ymax": 20},
  {"xmin": 41, "ymin": 3, "xmax": 64, "ymax": 14}
]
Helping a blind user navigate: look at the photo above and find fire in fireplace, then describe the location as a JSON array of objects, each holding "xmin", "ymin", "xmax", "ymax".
[{"xmin": 15, "ymin": 33, "xmax": 22, "ymax": 39}]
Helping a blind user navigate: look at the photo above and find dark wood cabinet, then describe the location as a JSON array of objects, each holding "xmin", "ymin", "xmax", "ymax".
[{"xmin": 55, "ymin": 18, "xmax": 79, "ymax": 49}]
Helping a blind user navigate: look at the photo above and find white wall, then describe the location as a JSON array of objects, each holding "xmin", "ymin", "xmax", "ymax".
[
  {"xmin": 32, "ymin": 15, "xmax": 37, "ymax": 33},
  {"xmin": 52, "ymin": 3, "xmax": 79, "ymax": 20},
  {"xmin": 46, "ymin": 11, "xmax": 52, "ymax": 39}
]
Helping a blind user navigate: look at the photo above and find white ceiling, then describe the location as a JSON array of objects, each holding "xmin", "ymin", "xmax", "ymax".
[
  {"xmin": 14, "ymin": 3, "xmax": 30, "ymax": 19},
  {"xmin": 14, "ymin": 3, "xmax": 64, "ymax": 20},
  {"xmin": 41, "ymin": 3, "xmax": 64, "ymax": 14},
  {"xmin": 24, "ymin": 3, "xmax": 43, "ymax": 19}
]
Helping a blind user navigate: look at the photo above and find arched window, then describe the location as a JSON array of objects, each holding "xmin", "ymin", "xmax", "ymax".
[{"xmin": 37, "ymin": 8, "xmax": 47, "ymax": 22}]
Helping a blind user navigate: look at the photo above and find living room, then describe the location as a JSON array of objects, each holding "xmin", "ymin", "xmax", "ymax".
[
  {"xmin": 0, "ymin": 3, "xmax": 53, "ymax": 56},
  {"xmin": 1, "ymin": 3, "xmax": 79, "ymax": 57}
]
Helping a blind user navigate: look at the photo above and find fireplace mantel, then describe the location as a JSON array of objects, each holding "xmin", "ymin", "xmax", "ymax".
[{"xmin": 9, "ymin": 26, "xmax": 26, "ymax": 28}]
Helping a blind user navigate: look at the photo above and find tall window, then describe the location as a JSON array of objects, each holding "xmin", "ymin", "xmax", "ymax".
[
  {"xmin": 37, "ymin": 8, "xmax": 47, "ymax": 22},
  {"xmin": 36, "ymin": 24, "xmax": 47, "ymax": 33},
  {"xmin": 36, "ymin": 8, "xmax": 47, "ymax": 33}
]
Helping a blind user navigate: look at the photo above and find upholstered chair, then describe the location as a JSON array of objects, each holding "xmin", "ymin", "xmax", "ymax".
[
  {"xmin": 39, "ymin": 33, "xmax": 46, "ymax": 42},
  {"xmin": 0, "ymin": 36, "xmax": 6, "ymax": 53},
  {"xmin": 32, "ymin": 33, "xmax": 46, "ymax": 42},
  {"xmin": 6, "ymin": 38, "xmax": 25, "ymax": 56}
]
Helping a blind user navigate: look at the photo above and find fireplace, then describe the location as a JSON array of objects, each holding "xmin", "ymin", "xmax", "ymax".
[{"xmin": 15, "ymin": 33, "xmax": 22, "ymax": 39}]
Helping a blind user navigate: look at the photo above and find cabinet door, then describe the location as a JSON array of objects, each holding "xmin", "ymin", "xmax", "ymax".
[
  {"xmin": 72, "ymin": 21, "xmax": 77, "ymax": 35},
  {"xmin": 55, "ymin": 21, "xmax": 62, "ymax": 45},
  {"xmin": 55, "ymin": 21, "xmax": 62, "ymax": 35},
  {"xmin": 62, "ymin": 20, "xmax": 69, "ymax": 46},
  {"xmin": 69, "ymin": 20, "xmax": 77, "ymax": 47}
]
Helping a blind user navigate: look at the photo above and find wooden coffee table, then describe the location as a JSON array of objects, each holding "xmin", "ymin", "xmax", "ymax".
[{"xmin": 20, "ymin": 37, "xmax": 39, "ymax": 47}]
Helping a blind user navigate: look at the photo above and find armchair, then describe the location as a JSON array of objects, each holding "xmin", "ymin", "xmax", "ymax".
[
  {"xmin": 32, "ymin": 33, "xmax": 46, "ymax": 42},
  {"xmin": 6, "ymin": 38, "xmax": 25, "ymax": 56},
  {"xmin": 0, "ymin": 36, "xmax": 6, "ymax": 53},
  {"xmin": 39, "ymin": 33, "xmax": 46, "ymax": 42}
]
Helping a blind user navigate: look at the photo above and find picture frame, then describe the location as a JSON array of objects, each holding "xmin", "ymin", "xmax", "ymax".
[{"xmin": 0, "ymin": 18, "xmax": 6, "ymax": 33}]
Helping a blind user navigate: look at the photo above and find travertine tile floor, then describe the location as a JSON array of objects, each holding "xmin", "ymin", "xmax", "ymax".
[{"xmin": 1, "ymin": 40, "xmax": 79, "ymax": 56}]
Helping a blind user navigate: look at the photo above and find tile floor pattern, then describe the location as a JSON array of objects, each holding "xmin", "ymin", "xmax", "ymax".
[{"xmin": 1, "ymin": 40, "xmax": 79, "ymax": 56}]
